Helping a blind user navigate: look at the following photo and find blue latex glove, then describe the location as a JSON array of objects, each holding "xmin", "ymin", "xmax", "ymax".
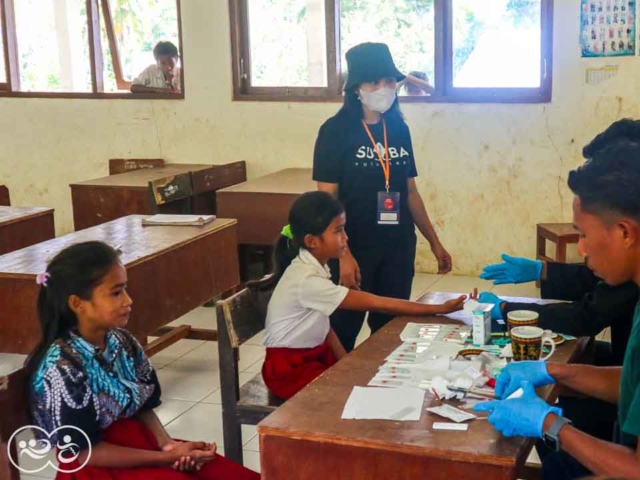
[
  {"xmin": 480, "ymin": 254, "xmax": 543, "ymax": 285},
  {"xmin": 473, "ymin": 382, "xmax": 562, "ymax": 438},
  {"xmin": 495, "ymin": 360, "xmax": 555, "ymax": 399},
  {"xmin": 478, "ymin": 292, "xmax": 504, "ymax": 321}
]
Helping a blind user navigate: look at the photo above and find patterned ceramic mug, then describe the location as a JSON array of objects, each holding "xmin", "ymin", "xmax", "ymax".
[
  {"xmin": 510, "ymin": 326, "xmax": 556, "ymax": 361},
  {"xmin": 507, "ymin": 310, "xmax": 539, "ymax": 332}
]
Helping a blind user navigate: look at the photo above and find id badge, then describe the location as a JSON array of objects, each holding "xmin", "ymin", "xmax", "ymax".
[{"xmin": 377, "ymin": 191, "xmax": 400, "ymax": 225}]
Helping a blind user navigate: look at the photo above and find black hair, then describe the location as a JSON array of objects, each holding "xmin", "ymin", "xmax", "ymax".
[
  {"xmin": 153, "ymin": 41, "xmax": 179, "ymax": 59},
  {"xmin": 24, "ymin": 241, "xmax": 122, "ymax": 382},
  {"xmin": 273, "ymin": 191, "xmax": 344, "ymax": 282},
  {"xmin": 568, "ymin": 138, "xmax": 640, "ymax": 222},
  {"xmin": 583, "ymin": 118, "xmax": 640, "ymax": 159}
]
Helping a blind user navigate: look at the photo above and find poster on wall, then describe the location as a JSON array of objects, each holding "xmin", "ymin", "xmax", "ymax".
[{"xmin": 580, "ymin": 0, "xmax": 636, "ymax": 57}]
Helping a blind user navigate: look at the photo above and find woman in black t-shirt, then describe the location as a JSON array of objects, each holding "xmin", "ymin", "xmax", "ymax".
[{"xmin": 313, "ymin": 42, "xmax": 453, "ymax": 351}]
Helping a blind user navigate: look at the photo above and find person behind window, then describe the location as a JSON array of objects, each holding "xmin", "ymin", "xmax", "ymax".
[
  {"xmin": 400, "ymin": 71, "xmax": 434, "ymax": 96},
  {"xmin": 131, "ymin": 41, "xmax": 181, "ymax": 94}
]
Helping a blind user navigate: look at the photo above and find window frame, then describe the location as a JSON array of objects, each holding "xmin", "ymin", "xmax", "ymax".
[
  {"xmin": 229, "ymin": 0, "xmax": 554, "ymax": 104},
  {"xmin": 0, "ymin": 0, "xmax": 185, "ymax": 99}
]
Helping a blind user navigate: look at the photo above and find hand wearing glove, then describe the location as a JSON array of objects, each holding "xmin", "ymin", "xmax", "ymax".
[
  {"xmin": 474, "ymin": 382, "xmax": 562, "ymax": 438},
  {"xmin": 480, "ymin": 254, "xmax": 543, "ymax": 285},
  {"xmin": 478, "ymin": 292, "xmax": 505, "ymax": 321},
  {"xmin": 495, "ymin": 360, "xmax": 555, "ymax": 399}
]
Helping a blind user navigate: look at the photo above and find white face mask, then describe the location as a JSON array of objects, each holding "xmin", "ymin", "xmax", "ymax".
[{"xmin": 359, "ymin": 86, "xmax": 397, "ymax": 114}]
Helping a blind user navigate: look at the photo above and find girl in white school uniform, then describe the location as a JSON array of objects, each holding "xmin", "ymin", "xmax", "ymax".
[{"xmin": 262, "ymin": 191, "xmax": 466, "ymax": 399}]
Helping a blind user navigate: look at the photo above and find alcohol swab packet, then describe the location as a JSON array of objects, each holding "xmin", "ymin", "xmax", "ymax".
[{"xmin": 427, "ymin": 404, "xmax": 477, "ymax": 423}]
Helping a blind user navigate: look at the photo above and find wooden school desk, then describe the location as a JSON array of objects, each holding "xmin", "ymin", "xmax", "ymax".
[
  {"xmin": 216, "ymin": 168, "xmax": 315, "ymax": 246},
  {"xmin": 258, "ymin": 292, "xmax": 590, "ymax": 480},
  {"xmin": 0, "ymin": 207, "xmax": 55, "ymax": 256},
  {"xmin": 0, "ymin": 215, "xmax": 240, "ymax": 354},
  {"xmin": 70, "ymin": 162, "xmax": 247, "ymax": 230}
]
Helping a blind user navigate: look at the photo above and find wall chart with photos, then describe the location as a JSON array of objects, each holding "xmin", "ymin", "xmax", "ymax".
[{"xmin": 581, "ymin": 0, "xmax": 636, "ymax": 57}]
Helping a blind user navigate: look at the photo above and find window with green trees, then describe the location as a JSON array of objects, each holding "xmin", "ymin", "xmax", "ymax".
[
  {"xmin": 0, "ymin": 0, "xmax": 182, "ymax": 98},
  {"xmin": 230, "ymin": 0, "xmax": 553, "ymax": 103}
]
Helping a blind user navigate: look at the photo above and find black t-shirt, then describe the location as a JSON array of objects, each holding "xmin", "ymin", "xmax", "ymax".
[{"xmin": 313, "ymin": 111, "xmax": 418, "ymax": 248}]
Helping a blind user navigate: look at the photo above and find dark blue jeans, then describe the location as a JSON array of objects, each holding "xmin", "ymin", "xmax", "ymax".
[{"xmin": 329, "ymin": 235, "xmax": 416, "ymax": 352}]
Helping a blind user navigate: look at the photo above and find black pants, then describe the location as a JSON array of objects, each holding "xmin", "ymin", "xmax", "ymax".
[{"xmin": 329, "ymin": 235, "xmax": 417, "ymax": 352}]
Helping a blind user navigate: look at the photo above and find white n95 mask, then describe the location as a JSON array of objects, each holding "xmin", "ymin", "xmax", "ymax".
[{"xmin": 359, "ymin": 86, "xmax": 397, "ymax": 114}]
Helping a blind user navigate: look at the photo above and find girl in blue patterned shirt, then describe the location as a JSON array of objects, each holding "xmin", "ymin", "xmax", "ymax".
[{"xmin": 25, "ymin": 241, "xmax": 258, "ymax": 479}]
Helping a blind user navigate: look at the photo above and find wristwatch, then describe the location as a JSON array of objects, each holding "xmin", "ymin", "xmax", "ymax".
[{"xmin": 543, "ymin": 416, "xmax": 571, "ymax": 452}]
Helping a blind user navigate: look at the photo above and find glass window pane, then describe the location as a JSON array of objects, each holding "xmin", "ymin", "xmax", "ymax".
[
  {"xmin": 340, "ymin": 0, "xmax": 435, "ymax": 95},
  {"xmin": 453, "ymin": 0, "xmax": 541, "ymax": 88},
  {"xmin": 98, "ymin": 2, "xmax": 121, "ymax": 93},
  {"xmin": 109, "ymin": 0, "xmax": 180, "ymax": 83},
  {"xmin": 247, "ymin": 0, "xmax": 327, "ymax": 87},
  {"xmin": 14, "ymin": 0, "xmax": 91, "ymax": 92}
]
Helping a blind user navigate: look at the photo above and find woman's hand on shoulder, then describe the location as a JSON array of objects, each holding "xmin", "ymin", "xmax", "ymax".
[{"xmin": 339, "ymin": 250, "xmax": 362, "ymax": 290}]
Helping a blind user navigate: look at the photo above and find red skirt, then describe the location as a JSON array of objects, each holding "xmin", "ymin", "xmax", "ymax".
[
  {"xmin": 262, "ymin": 340, "xmax": 336, "ymax": 400},
  {"xmin": 55, "ymin": 418, "xmax": 260, "ymax": 480}
]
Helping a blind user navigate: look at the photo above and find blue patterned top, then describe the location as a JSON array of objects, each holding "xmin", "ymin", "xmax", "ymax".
[{"xmin": 30, "ymin": 328, "xmax": 161, "ymax": 449}]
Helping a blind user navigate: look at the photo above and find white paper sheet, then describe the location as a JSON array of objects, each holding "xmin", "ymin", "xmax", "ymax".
[{"xmin": 341, "ymin": 386, "xmax": 425, "ymax": 421}]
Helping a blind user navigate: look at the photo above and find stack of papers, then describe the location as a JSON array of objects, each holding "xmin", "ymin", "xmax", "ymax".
[{"xmin": 341, "ymin": 386, "xmax": 426, "ymax": 421}]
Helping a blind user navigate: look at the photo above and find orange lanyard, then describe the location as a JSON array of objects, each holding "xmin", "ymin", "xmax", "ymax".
[{"xmin": 362, "ymin": 119, "xmax": 390, "ymax": 192}]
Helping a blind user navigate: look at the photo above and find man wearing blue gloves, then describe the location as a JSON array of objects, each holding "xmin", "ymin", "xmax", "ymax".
[
  {"xmin": 474, "ymin": 123, "xmax": 640, "ymax": 479},
  {"xmin": 478, "ymin": 255, "xmax": 636, "ymax": 367},
  {"xmin": 478, "ymin": 119, "xmax": 640, "ymax": 368}
]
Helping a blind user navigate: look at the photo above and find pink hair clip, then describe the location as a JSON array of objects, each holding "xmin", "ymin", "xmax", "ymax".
[{"xmin": 36, "ymin": 272, "xmax": 50, "ymax": 287}]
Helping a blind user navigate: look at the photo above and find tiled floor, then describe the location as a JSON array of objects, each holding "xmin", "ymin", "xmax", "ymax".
[{"xmin": 15, "ymin": 274, "xmax": 550, "ymax": 479}]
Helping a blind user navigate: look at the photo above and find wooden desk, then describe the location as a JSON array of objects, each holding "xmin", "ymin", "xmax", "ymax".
[
  {"xmin": 216, "ymin": 168, "xmax": 315, "ymax": 246},
  {"xmin": 70, "ymin": 162, "xmax": 247, "ymax": 231},
  {"xmin": 258, "ymin": 292, "xmax": 589, "ymax": 480},
  {"xmin": 0, "ymin": 207, "xmax": 55, "ymax": 256},
  {"xmin": 0, "ymin": 215, "xmax": 240, "ymax": 354}
]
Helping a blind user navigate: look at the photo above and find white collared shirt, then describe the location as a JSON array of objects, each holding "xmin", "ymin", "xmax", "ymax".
[
  {"xmin": 132, "ymin": 64, "xmax": 181, "ymax": 91},
  {"xmin": 263, "ymin": 249, "xmax": 349, "ymax": 349}
]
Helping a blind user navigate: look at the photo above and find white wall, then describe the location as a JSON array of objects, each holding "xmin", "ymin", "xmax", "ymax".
[{"xmin": 1, "ymin": 0, "xmax": 637, "ymax": 274}]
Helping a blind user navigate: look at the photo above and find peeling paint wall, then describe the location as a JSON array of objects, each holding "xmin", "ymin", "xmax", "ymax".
[{"xmin": 0, "ymin": 1, "xmax": 636, "ymax": 274}]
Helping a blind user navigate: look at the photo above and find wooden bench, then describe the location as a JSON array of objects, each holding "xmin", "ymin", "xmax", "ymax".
[
  {"xmin": 109, "ymin": 158, "xmax": 165, "ymax": 175},
  {"xmin": 216, "ymin": 275, "xmax": 283, "ymax": 464},
  {"xmin": 536, "ymin": 223, "xmax": 581, "ymax": 264}
]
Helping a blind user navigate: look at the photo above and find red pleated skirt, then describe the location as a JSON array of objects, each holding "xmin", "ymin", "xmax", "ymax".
[
  {"xmin": 54, "ymin": 417, "xmax": 260, "ymax": 480},
  {"xmin": 262, "ymin": 340, "xmax": 336, "ymax": 400}
]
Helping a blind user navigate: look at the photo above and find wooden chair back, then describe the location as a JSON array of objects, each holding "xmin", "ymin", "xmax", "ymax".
[
  {"xmin": 109, "ymin": 158, "xmax": 164, "ymax": 175},
  {"xmin": 215, "ymin": 275, "xmax": 279, "ymax": 463},
  {"xmin": 216, "ymin": 275, "xmax": 275, "ymax": 349},
  {"xmin": 147, "ymin": 173, "xmax": 193, "ymax": 214},
  {"xmin": 0, "ymin": 186, "xmax": 10, "ymax": 206}
]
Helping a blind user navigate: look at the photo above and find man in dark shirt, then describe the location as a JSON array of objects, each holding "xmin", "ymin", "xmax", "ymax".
[{"xmin": 479, "ymin": 256, "xmax": 638, "ymax": 366}]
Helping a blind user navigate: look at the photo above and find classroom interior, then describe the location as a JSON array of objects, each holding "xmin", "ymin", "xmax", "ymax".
[{"xmin": 0, "ymin": 0, "xmax": 630, "ymax": 479}]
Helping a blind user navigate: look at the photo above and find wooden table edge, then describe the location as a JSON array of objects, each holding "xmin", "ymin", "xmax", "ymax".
[
  {"xmin": 0, "ymin": 217, "xmax": 238, "ymax": 274},
  {"xmin": 113, "ymin": 217, "xmax": 239, "ymax": 269},
  {"xmin": 69, "ymin": 183, "xmax": 147, "ymax": 191},
  {"xmin": 257, "ymin": 425, "xmax": 519, "ymax": 468},
  {"xmin": 0, "ymin": 208, "xmax": 54, "ymax": 228}
]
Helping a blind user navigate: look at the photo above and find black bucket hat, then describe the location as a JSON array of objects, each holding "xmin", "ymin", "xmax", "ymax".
[{"xmin": 343, "ymin": 42, "xmax": 405, "ymax": 91}]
